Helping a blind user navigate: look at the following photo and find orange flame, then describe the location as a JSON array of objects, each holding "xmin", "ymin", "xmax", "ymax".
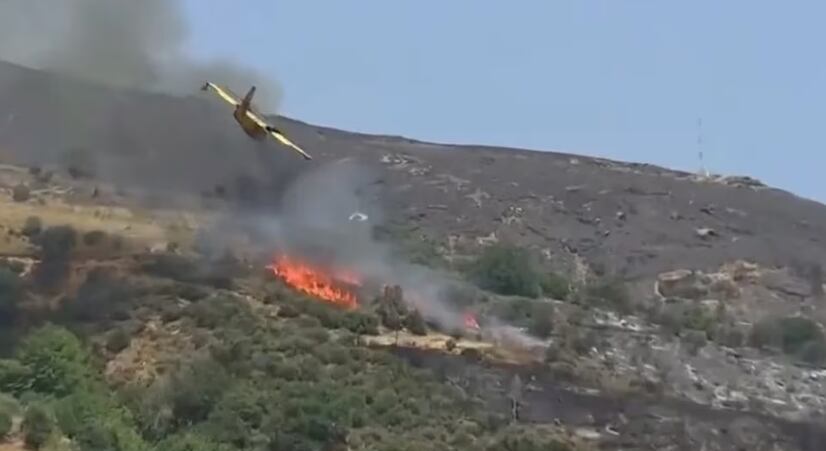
[{"xmin": 269, "ymin": 255, "xmax": 359, "ymax": 310}]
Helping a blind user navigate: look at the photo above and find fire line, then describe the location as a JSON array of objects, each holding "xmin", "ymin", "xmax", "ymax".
[{"xmin": 269, "ymin": 255, "xmax": 359, "ymax": 310}]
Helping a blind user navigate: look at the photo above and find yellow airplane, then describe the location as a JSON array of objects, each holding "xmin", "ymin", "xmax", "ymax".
[{"xmin": 200, "ymin": 82, "xmax": 312, "ymax": 160}]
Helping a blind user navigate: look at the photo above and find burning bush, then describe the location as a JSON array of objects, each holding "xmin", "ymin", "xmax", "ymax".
[{"xmin": 269, "ymin": 255, "xmax": 360, "ymax": 310}]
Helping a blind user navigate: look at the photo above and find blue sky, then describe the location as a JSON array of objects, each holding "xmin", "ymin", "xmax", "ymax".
[{"xmin": 182, "ymin": 0, "xmax": 825, "ymax": 201}]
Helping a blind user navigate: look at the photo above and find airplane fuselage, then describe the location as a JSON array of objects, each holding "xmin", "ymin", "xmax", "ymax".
[{"xmin": 233, "ymin": 107, "xmax": 267, "ymax": 140}]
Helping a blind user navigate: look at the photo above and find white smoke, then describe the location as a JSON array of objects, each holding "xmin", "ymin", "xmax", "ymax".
[{"xmin": 233, "ymin": 159, "xmax": 475, "ymax": 331}]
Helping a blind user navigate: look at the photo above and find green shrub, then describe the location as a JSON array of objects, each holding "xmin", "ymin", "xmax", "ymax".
[
  {"xmin": 141, "ymin": 254, "xmax": 198, "ymax": 282},
  {"xmin": 53, "ymin": 389, "xmax": 149, "ymax": 451},
  {"xmin": 169, "ymin": 357, "xmax": 230, "ymax": 425},
  {"xmin": 684, "ymin": 330, "xmax": 708, "ymax": 356},
  {"xmin": 749, "ymin": 316, "xmax": 826, "ymax": 365},
  {"xmin": 343, "ymin": 311, "xmax": 380, "ymax": 335},
  {"xmin": 489, "ymin": 298, "xmax": 533, "ymax": 326},
  {"xmin": 63, "ymin": 268, "xmax": 133, "ymax": 323},
  {"xmin": 527, "ymin": 302, "xmax": 554, "ymax": 339},
  {"xmin": 0, "ymin": 393, "xmax": 21, "ymax": 416},
  {"xmin": 540, "ymin": 272, "xmax": 570, "ymax": 300},
  {"xmin": 63, "ymin": 147, "xmax": 96, "ymax": 179},
  {"xmin": 21, "ymin": 216, "xmax": 42, "ymax": 238},
  {"xmin": 682, "ymin": 304, "xmax": 715, "ymax": 333},
  {"xmin": 31, "ymin": 225, "xmax": 77, "ymax": 292},
  {"xmin": 82, "ymin": 230, "xmax": 107, "ymax": 247},
  {"xmin": 185, "ymin": 297, "xmax": 242, "ymax": 329},
  {"xmin": 105, "ymin": 328, "xmax": 132, "ymax": 353},
  {"xmin": 0, "ymin": 268, "xmax": 22, "ymax": 325},
  {"xmin": 276, "ymin": 302, "xmax": 301, "ymax": 318},
  {"xmin": 579, "ymin": 278, "xmax": 633, "ymax": 314},
  {"xmin": 12, "ymin": 184, "xmax": 30, "ymax": 203},
  {"xmin": 22, "ymin": 403, "xmax": 55, "ymax": 450},
  {"xmin": 711, "ymin": 323, "xmax": 745, "ymax": 348},
  {"xmin": 16, "ymin": 324, "xmax": 92, "ymax": 396},
  {"xmin": 157, "ymin": 433, "xmax": 234, "ymax": 451},
  {"xmin": 486, "ymin": 425, "xmax": 573, "ymax": 451},
  {"xmin": 777, "ymin": 317, "xmax": 824, "ymax": 354},
  {"xmin": 0, "ymin": 408, "xmax": 12, "ymax": 438},
  {"xmin": 0, "ymin": 359, "xmax": 33, "ymax": 394},
  {"xmin": 33, "ymin": 225, "xmax": 77, "ymax": 259},
  {"xmin": 469, "ymin": 244, "xmax": 542, "ymax": 298},
  {"xmin": 404, "ymin": 310, "xmax": 428, "ymax": 336},
  {"xmin": 799, "ymin": 339, "xmax": 826, "ymax": 366}
]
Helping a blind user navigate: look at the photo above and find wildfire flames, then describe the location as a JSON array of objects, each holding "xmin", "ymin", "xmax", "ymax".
[{"xmin": 269, "ymin": 255, "xmax": 360, "ymax": 310}]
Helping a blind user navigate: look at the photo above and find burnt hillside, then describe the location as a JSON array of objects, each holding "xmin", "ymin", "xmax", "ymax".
[{"xmin": 1, "ymin": 59, "xmax": 825, "ymax": 280}]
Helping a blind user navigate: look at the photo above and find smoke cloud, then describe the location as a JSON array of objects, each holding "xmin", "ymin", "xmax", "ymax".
[
  {"xmin": 0, "ymin": 0, "xmax": 300, "ymax": 203},
  {"xmin": 225, "ymin": 159, "xmax": 475, "ymax": 331},
  {"xmin": 0, "ymin": 0, "xmax": 281, "ymax": 109}
]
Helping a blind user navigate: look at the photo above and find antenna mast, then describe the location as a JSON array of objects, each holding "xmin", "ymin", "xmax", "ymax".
[{"xmin": 696, "ymin": 117, "xmax": 709, "ymax": 177}]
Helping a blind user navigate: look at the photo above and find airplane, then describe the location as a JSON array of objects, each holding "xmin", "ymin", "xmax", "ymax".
[{"xmin": 200, "ymin": 82, "xmax": 312, "ymax": 160}]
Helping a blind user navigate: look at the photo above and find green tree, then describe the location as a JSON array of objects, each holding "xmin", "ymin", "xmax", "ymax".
[
  {"xmin": 16, "ymin": 325, "xmax": 92, "ymax": 396},
  {"xmin": 54, "ymin": 388, "xmax": 149, "ymax": 451},
  {"xmin": 31, "ymin": 225, "xmax": 77, "ymax": 292},
  {"xmin": 404, "ymin": 310, "xmax": 428, "ymax": 336},
  {"xmin": 469, "ymin": 244, "xmax": 542, "ymax": 298},
  {"xmin": 0, "ymin": 359, "xmax": 33, "ymax": 394}
]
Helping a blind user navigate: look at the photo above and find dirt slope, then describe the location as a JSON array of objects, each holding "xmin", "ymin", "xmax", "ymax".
[{"xmin": 2, "ymin": 58, "xmax": 826, "ymax": 282}]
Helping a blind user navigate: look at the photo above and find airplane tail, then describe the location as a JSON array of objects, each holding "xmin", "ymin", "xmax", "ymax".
[{"xmin": 239, "ymin": 86, "xmax": 256, "ymax": 112}]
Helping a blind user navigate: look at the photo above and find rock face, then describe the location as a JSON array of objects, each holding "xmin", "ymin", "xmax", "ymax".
[{"xmin": 656, "ymin": 268, "xmax": 740, "ymax": 301}]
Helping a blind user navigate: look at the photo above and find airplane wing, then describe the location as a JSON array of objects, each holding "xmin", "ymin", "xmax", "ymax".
[
  {"xmin": 201, "ymin": 82, "xmax": 240, "ymax": 107},
  {"xmin": 246, "ymin": 111, "xmax": 313, "ymax": 160}
]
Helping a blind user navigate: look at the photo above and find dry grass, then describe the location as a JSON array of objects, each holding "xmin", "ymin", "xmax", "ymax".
[
  {"xmin": 0, "ymin": 187, "xmax": 211, "ymax": 258},
  {"xmin": 364, "ymin": 330, "xmax": 494, "ymax": 353}
]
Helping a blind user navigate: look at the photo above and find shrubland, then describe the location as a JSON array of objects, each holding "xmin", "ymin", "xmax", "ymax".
[{"xmin": 0, "ymin": 226, "xmax": 584, "ymax": 451}]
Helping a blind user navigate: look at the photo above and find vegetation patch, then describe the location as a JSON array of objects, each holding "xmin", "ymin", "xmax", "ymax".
[
  {"xmin": 749, "ymin": 316, "xmax": 826, "ymax": 365},
  {"xmin": 468, "ymin": 243, "xmax": 544, "ymax": 298}
]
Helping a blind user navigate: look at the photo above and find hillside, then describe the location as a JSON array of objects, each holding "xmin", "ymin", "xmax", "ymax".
[
  {"xmin": 3, "ymin": 60, "xmax": 826, "ymax": 281},
  {"xmin": 1, "ymin": 59, "xmax": 826, "ymax": 450}
]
